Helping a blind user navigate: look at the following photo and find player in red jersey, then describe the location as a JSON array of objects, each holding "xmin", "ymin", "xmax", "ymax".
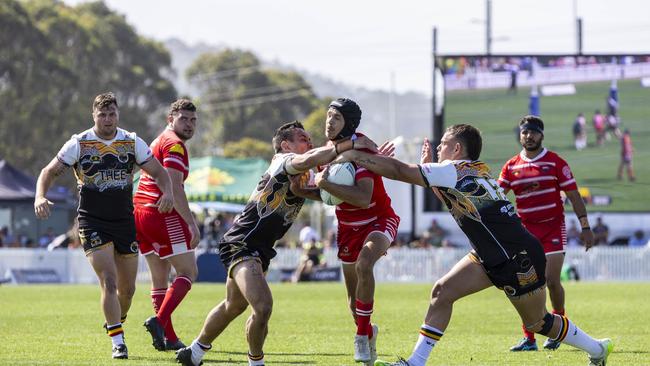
[
  {"xmin": 135, "ymin": 99, "xmax": 201, "ymax": 352},
  {"xmin": 291, "ymin": 98, "xmax": 399, "ymax": 365},
  {"xmin": 498, "ymin": 115, "xmax": 595, "ymax": 352}
]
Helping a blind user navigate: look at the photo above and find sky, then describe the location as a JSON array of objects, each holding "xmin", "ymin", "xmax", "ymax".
[{"xmin": 65, "ymin": 0, "xmax": 650, "ymax": 95}]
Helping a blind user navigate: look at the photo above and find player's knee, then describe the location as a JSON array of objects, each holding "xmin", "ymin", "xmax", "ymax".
[
  {"xmin": 355, "ymin": 257, "xmax": 374, "ymax": 277},
  {"xmin": 526, "ymin": 312, "xmax": 555, "ymax": 336},
  {"xmin": 430, "ymin": 280, "xmax": 454, "ymax": 304},
  {"xmin": 252, "ymin": 300, "xmax": 273, "ymax": 320},
  {"xmin": 225, "ymin": 299, "xmax": 248, "ymax": 316},
  {"xmin": 101, "ymin": 275, "xmax": 118, "ymax": 294}
]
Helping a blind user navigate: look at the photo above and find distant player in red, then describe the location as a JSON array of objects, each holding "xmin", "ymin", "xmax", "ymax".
[
  {"xmin": 135, "ymin": 99, "xmax": 201, "ymax": 351},
  {"xmin": 292, "ymin": 98, "xmax": 399, "ymax": 365},
  {"xmin": 617, "ymin": 128, "xmax": 635, "ymax": 181},
  {"xmin": 498, "ymin": 115, "xmax": 595, "ymax": 352}
]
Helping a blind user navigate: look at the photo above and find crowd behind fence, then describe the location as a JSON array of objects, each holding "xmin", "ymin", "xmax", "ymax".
[{"xmin": 1, "ymin": 246, "xmax": 649, "ymax": 284}]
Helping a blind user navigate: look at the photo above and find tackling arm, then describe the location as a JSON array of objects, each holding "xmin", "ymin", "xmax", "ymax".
[{"xmin": 342, "ymin": 150, "xmax": 429, "ymax": 188}]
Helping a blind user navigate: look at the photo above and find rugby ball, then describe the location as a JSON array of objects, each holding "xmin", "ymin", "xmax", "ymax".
[{"xmin": 320, "ymin": 162, "xmax": 356, "ymax": 206}]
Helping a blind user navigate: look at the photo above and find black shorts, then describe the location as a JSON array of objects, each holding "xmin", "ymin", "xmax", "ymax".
[
  {"xmin": 79, "ymin": 224, "xmax": 138, "ymax": 257},
  {"xmin": 218, "ymin": 241, "xmax": 274, "ymax": 278},
  {"xmin": 471, "ymin": 247, "xmax": 546, "ymax": 297}
]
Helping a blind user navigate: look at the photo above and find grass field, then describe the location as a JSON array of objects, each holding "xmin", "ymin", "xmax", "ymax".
[
  {"xmin": 1, "ymin": 282, "xmax": 649, "ymax": 365},
  {"xmin": 446, "ymin": 79, "xmax": 650, "ymax": 211}
]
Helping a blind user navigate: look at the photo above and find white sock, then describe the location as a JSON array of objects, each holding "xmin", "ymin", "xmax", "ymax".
[
  {"xmin": 553, "ymin": 316, "xmax": 602, "ymax": 357},
  {"xmin": 248, "ymin": 352, "xmax": 265, "ymax": 366},
  {"xmin": 106, "ymin": 323, "xmax": 124, "ymax": 347},
  {"xmin": 407, "ymin": 324, "xmax": 443, "ymax": 366},
  {"xmin": 190, "ymin": 339, "xmax": 211, "ymax": 364},
  {"xmin": 110, "ymin": 333, "xmax": 124, "ymax": 347}
]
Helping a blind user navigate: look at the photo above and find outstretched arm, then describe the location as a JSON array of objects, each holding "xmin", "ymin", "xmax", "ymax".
[
  {"xmin": 288, "ymin": 135, "xmax": 378, "ymax": 174},
  {"xmin": 342, "ymin": 150, "xmax": 429, "ymax": 188}
]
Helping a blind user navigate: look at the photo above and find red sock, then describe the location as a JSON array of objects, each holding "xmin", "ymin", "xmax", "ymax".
[
  {"xmin": 355, "ymin": 300, "xmax": 373, "ymax": 337},
  {"xmin": 522, "ymin": 324, "xmax": 535, "ymax": 341},
  {"xmin": 151, "ymin": 288, "xmax": 178, "ymax": 342},
  {"xmin": 157, "ymin": 276, "xmax": 192, "ymax": 335}
]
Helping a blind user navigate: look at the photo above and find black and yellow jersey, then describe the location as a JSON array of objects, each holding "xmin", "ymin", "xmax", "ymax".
[
  {"xmin": 221, "ymin": 153, "xmax": 305, "ymax": 261},
  {"xmin": 420, "ymin": 160, "xmax": 538, "ymax": 267}
]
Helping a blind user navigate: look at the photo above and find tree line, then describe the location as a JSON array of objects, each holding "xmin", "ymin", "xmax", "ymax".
[{"xmin": 0, "ymin": 0, "xmax": 329, "ymax": 181}]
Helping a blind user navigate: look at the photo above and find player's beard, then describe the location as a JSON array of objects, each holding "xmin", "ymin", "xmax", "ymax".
[{"xmin": 523, "ymin": 139, "xmax": 542, "ymax": 151}]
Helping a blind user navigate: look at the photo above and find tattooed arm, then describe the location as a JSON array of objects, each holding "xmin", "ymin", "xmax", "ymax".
[
  {"xmin": 35, "ymin": 158, "xmax": 69, "ymax": 219},
  {"xmin": 341, "ymin": 150, "xmax": 429, "ymax": 188}
]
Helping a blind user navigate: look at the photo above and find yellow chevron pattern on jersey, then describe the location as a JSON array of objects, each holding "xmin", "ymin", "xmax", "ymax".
[{"xmin": 169, "ymin": 143, "xmax": 185, "ymax": 155}]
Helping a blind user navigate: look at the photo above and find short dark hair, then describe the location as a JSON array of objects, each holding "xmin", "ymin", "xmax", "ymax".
[
  {"xmin": 169, "ymin": 98, "xmax": 197, "ymax": 116},
  {"xmin": 93, "ymin": 92, "xmax": 118, "ymax": 111},
  {"xmin": 446, "ymin": 124, "xmax": 482, "ymax": 160},
  {"xmin": 272, "ymin": 121, "xmax": 305, "ymax": 153},
  {"xmin": 519, "ymin": 115, "xmax": 544, "ymax": 130}
]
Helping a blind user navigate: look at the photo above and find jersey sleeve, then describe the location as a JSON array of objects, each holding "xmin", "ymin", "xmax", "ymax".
[
  {"xmin": 162, "ymin": 140, "xmax": 189, "ymax": 173},
  {"xmin": 281, "ymin": 153, "xmax": 301, "ymax": 175},
  {"xmin": 134, "ymin": 136, "xmax": 154, "ymax": 165},
  {"xmin": 354, "ymin": 166, "xmax": 374, "ymax": 181},
  {"xmin": 56, "ymin": 137, "xmax": 79, "ymax": 166},
  {"xmin": 418, "ymin": 161, "xmax": 457, "ymax": 188},
  {"xmin": 497, "ymin": 161, "xmax": 511, "ymax": 189},
  {"xmin": 556, "ymin": 157, "xmax": 578, "ymax": 191}
]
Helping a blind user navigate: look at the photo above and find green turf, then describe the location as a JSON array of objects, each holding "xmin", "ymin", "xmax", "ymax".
[
  {"xmin": 1, "ymin": 282, "xmax": 648, "ymax": 365},
  {"xmin": 445, "ymin": 79, "xmax": 650, "ymax": 211}
]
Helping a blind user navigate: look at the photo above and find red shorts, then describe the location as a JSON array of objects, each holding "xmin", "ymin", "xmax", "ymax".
[
  {"xmin": 523, "ymin": 217, "xmax": 566, "ymax": 255},
  {"xmin": 337, "ymin": 213, "xmax": 400, "ymax": 263},
  {"xmin": 134, "ymin": 206, "xmax": 192, "ymax": 259}
]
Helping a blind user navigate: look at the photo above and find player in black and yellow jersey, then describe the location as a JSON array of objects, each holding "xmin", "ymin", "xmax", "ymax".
[
  {"xmin": 34, "ymin": 92, "xmax": 174, "ymax": 359},
  {"xmin": 338, "ymin": 124, "xmax": 612, "ymax": 366}
]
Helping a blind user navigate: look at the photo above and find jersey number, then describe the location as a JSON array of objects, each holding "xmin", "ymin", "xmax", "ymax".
[{"xmin": 476, "ymin": 177, "xmax": 508, "ymax": 201}]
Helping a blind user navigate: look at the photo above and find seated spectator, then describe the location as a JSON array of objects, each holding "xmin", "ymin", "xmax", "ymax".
[
  {"xmin": 628, "ymin": 230, "xmax": 648, "ymax": 247},
  {"xmin": 38, "ymin": 227, "xmax": 55, "ymax": 248},
  {"xmin": 426, "ymin": 219, "xmax": 449, "ymax": 247},
  {"xmin": 566, "ymin": 220, "xmax": 582, "ymax": 247},
  {"xmin": 0, "ymin": 226, "xmax": 18, "ymax": 247},
  {"xmin": 410, "ymin": 231, "xmax": 433, "ymax": 248},
  {"xmin": 299, "ymin": 222, "xmax": 319, "ymax": 246},
  {"xmin": 292, "ymin": 239, "xmax": 325, "ymax": 282},
  {"xmin": 592, "ymin": 217, "xmax": 609, "ymax": 245}
]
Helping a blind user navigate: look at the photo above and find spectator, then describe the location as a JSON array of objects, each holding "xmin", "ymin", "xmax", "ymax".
[
  {"xmin": 426, "ymin": 219, "xmax": 449, "ymax": 247},
  {"xmin": 507, "ymin": 63, "xmax": 519, "ymax": 95},
  {"xmin": 38, "ymin": 227, "xmax": 55, "ymax": 248},
  {"xmin": 0, "ymin": 226, "xmax": 18, "ymax": 247},
  {"xmin": 592, "ymin": 217, "xmax": 610, "ymax": 245},
  {"xmin": 572, "ymin": 113, "xmax": 587, "ymax": 151},
  {"xmin": 628, "ymin": 230, "xmax": 648, "ymax": 247},
  {"xmin": 292, "ymin": 239, "xmax": 325, "ymax": 283},
  {"xmin": 617, "ymin": 129, "xmax": 636, "ymax": 182},
  {"xmin": 299, "ymin": 222, "xmax": 320, "ymax": 245},
  {"xmin": 410, "ymin": 232, "xmax": 433, "ymax": 248},
  {"xmin": 592, "ymin": 110, "xmax": 606, "ymax": 146},
  {"xmin": 566, "ymin": 220, "xmax": 582, "ymax": 247}
]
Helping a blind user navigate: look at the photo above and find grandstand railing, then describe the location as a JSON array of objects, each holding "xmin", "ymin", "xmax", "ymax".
[{"xmin": 1, "ymin": 246, "xmax": 649, "ymax": 284}]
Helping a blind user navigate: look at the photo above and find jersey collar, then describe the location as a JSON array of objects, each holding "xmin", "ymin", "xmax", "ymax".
[{"xmin": 519, "ymin": 147, "xmax": 547, "ymax": 162}]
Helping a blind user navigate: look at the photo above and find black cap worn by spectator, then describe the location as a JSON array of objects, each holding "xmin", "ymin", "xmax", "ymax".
[
  {"xmin": 329, "ymin": 98, "xmax": 362, "ymax": 140},
  {"xmin": 519, "ymin": 115, "xmax": 544, "ymax": 135}
]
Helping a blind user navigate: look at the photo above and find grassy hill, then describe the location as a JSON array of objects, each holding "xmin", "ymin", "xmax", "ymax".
[{"xmin": 445, "ymin": 79, "xmax": 650, "ymax": 212}]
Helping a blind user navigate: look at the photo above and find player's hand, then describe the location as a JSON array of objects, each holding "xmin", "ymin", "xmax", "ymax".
[
  {"xmin": 188, "ymin": 222, "xmax": 201, "ymax": 249},
  {"xmin": 421, "ymin": 138, "xmax": 434, "ymax": 164},
  {"xmin": 289, "ymin": 172, "xmax": 310, "ymax": 194},
  {"xmin": 156, "ymin": 192, "xmax": 174, "ymax": 214},
  {"xmin": 34, "ymin": 197, "xmax": 53, "ymax": 219},
  {"xmin": 353, "ymin": 135, "xmax": 378, "ymax": 153},
  {"xmin": 582, "ymin": 228, "xmax": 595, "ymax": 251},
  {"xmin": 378, "ymin": 141, "xmax": 396, "ymax": 157},
  {"xmin": 314, "ymin": 167, "xmax": 330, "ymax": 188}
]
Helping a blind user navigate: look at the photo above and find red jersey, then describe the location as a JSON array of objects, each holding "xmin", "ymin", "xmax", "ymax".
[
  {"xmin": 134, "ymin": 128, "xmax": 189, "ymax": 207},
  {"xmin": 498, "ymin": 148, "xmax": 577, "ymax": 223},
  {"xmin": 335, "ymin": 163, "xmax": 395, "ymax": 226}
]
